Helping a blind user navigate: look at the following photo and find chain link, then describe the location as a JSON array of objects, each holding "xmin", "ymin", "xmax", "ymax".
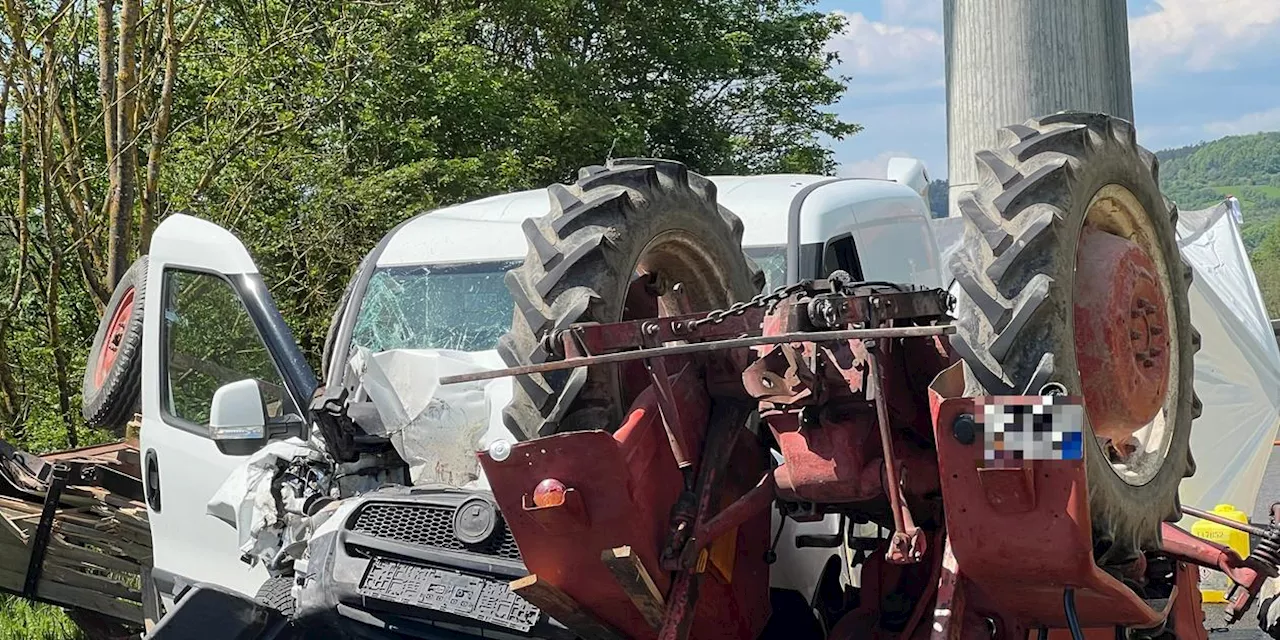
[{"xmin": 687, "ymin": 282, "xmax": 810, "ymax": 330}]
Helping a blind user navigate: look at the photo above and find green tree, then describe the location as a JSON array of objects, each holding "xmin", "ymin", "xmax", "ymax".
[{"xmin": 0, "ymin": 0, "xmax": 861, "ymax": 444}]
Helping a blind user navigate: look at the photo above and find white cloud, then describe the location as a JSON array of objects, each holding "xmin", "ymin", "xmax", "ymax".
[
  {"xmin": 1130, "ymin": 0, "xmax": 1280, "ymax": 80},
  {"xmin": 826, "ymin": 10, "xmax": 944, "ymax": 92},
  {"xmin": 881, "ymin": 0, "xmax": 942, "ymax": 26},
  {"xmin": 1203, "ymin": 107, "xmax": 1280, "ymax": 137},
  {"xmin": 1137, "ymin": 108, "xmax": 1280, "ymax": 151},
  {"xmin": 838, "ymin": 151, "xmax": 913, "ymax": 179}
]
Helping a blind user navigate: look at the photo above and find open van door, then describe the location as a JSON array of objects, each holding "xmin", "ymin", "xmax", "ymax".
[{"xmin": 140, "ymin": 214, "xmax": 317, "ymax": 606}]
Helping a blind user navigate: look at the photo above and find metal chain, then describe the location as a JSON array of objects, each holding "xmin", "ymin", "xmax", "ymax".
[{"xmin": 687, "ymin": 282, "xmax": 810, "ymax": 330}]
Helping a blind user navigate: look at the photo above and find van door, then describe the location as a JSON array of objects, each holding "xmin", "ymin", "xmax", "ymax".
[{"xmin": 140, "ymin": 214, "xmax": 317, "ymax": 603}]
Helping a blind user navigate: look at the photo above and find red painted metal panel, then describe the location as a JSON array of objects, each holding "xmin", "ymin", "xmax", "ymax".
[
  {"xmin": 479, "ymin": 365, "xmax": 770, "ymax": 639},
  {"xmin": 929, "ymin": 389, "xmax": 1167, "ymax": 628}
]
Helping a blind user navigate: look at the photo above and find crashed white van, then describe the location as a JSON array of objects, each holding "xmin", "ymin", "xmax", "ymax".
[{"xmin": 131, "ymin": 158, "xmax": 943, "ymax": 638}]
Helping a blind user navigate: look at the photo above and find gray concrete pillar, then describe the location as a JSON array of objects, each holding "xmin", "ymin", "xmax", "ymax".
[{"xmin": 945, "ymin": 0, "xmax": 1134, "ymax": 216}]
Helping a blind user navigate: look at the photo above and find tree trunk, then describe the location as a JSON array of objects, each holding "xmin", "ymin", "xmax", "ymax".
[
  {"xmin": 140, "ymin": 0, "xmax": 177, "ymax": 252},
  {"xmin": 0, "ymin": 58, "xmax": 10, "ymax": 140},
  {"xmin": 40, "ymin": 31, "xmax": 77, "ymax": 449},
  {"xmin": 108, "ymin": 0, "xmax": 140, "ymax": 288},
  {"xmin": 100, "ymin": 0, "xmax": 125, "ymax": 287},
  {"xmin": 0, "ymin": 118, "xmax": 32, "ymax": 428},
  {"xmin": 51, "ymin": 91, "xmax": 111, "ymax": 309}
]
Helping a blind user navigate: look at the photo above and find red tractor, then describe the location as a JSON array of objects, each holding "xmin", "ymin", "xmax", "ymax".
[{"xmin": 444, "ymin": 112, "xmax": 1278, "ymax": 640}]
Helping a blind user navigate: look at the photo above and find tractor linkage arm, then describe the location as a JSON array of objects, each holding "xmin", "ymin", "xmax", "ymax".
[{"xmin": 1167, "ymin": 506, "xmax": 1280, "ymax": 623}]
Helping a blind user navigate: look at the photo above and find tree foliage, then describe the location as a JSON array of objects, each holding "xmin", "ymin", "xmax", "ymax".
[
  {"xmin": 1156, "ymin": 132, "xmax": 1280, "ymax": 313},
  {"xmin": 927, "ymin": 178, "xmax": 948, "ymax": 218},
  {"xmin": 0, "ymin": 0, "xmax": 859, "ymax": 458}
]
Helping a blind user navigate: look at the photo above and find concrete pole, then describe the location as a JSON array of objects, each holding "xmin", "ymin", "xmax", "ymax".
[{"xmin": 945, "ymin": 0, "xmax": 1134, "ymax": 216}]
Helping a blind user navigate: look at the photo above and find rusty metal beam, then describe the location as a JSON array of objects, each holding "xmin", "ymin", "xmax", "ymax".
[{"xmin": 441, "ymin": 325, "xmax": 954, "ymax": 385}]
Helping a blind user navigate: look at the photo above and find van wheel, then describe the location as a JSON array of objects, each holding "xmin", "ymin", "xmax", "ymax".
[
  {"xmin": 82, "ymin": 256, "xmax": 148, "ymax": 432},
  {"xmin": 255, "ymin": 576, "xmax": 296, "ymax": 618}
]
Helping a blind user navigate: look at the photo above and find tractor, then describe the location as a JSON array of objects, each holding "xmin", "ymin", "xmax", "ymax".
[{"xmin": 438, "ymin": 111, "xmax": 1276, "ymax": 640}]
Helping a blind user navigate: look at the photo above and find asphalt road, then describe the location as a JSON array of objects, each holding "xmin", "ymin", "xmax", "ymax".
[{"xmin": 1201, "ymin": 444, "xmax": 1280, "ymax": 639}]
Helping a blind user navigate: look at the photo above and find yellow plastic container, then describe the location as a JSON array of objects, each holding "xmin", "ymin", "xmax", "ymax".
[{"xmin": 1191, "ymin": 504, "xmax": 1251, "ymax": 603}]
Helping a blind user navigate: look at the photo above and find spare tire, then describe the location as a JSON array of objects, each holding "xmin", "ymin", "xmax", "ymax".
[
  {"xmin": 949, "ymin": 112, "xmax": 1199, "ymax": 567},
  {"xmin": 500, "ymin": 159, "xmax": 764, "ymax": 439},
  {"xmin": 82, "ymin": 257, "xmax": 148, "ymax": 431}
]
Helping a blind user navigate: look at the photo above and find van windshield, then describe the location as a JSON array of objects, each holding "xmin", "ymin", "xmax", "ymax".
[{"xmin": 350, "ymin": 246, "xmax": 786, "ymax": 354}]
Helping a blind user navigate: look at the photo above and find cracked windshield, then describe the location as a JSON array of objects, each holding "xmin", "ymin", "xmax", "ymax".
[
  {"xmin": 350, "ymin": 247, "xmax": 786, "ymax": 354},
  {"xmin": 352, "ymin": 260, "xmax": 523, "ymax": 353}
]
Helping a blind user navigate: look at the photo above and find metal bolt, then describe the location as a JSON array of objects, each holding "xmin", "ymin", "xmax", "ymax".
[
  {"xmin": 760, "ymin": 377, "xmax": 774, "ymax": 389},
  {"xmin": 642, "ymin": 322, "xmax": 659, "ymax": 336},
  {"xmin": 952, "ymin": 414, "xmax": 977, "ymax": 446}
]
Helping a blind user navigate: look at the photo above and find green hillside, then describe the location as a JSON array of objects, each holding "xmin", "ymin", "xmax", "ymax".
[
  {"xmin": 1155, "ymin": 131, "xmax": 1280, "ymax": 315},
  {"xmin": 1157, "ymin": 131, "xmax": 1280, "ymax": 254}
]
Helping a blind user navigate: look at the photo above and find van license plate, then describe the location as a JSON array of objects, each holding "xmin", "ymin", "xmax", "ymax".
[{"xmin": 359, "ymin": 557, "xmax": 540, "ymax": 632}]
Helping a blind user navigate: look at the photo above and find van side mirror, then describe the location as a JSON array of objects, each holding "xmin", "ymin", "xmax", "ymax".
[{"xmin": 209, "ymin": 379, "xmax": 267, "ymax": 455}]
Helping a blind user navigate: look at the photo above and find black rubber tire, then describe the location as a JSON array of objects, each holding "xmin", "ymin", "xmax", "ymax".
[
  {"xmin": 499, "ymin": 158, "xmax": 764, "ymax": 439},
  {"xmin": 255, "ymin": 575, "xmax": 296, "ymax": 618},
  {"xmin": 948, "ymin": 111, "xmax": 1199, "ymax": 565},
  {"xmin": 81, "ymin": 256, "xmax": 148, "ymax": 431}
]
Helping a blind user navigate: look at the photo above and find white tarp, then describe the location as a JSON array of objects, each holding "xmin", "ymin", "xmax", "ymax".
[
  {"xmin": 1174, "ymin": 204, "xmax": 1280, "ymax": 521},
  {"xmin": 931, "ymin": 203, "xmax": 1280, "ymax": 520}
]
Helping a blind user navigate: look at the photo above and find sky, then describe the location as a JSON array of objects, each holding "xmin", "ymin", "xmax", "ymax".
[{"xmin": 821, "ymin": 0, "xmax": 1280, "ymax": 180}]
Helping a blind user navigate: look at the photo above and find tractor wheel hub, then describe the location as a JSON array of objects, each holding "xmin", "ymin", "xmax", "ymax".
[{"xmin": 1073, "ymin": 226, "xmax": 1171, "ymax": 453}]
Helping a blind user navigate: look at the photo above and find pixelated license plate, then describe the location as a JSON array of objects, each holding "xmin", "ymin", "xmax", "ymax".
[
  {"xmin": 359, "ymin": 557, "xmax": 541, "ymax": 632},
  {"xmin": 978, "ymin": 396, "xmax": 1085, "ymax": 466}
]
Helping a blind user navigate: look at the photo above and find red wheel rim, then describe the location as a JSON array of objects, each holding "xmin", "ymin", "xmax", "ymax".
[
  {"xmin": 1072, "ymin": 185, "xmax": 1180, "ymax": 486},
  {"xmin": 95, "ymin": 287, "xmax": 136, "ymax": 388}
]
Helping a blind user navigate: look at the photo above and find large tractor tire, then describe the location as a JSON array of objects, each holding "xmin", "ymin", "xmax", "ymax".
[
  {"xmin": 500, "ymin": 159, "xmax": 764, "ymax": 439},
  {"xmin": 82, "ymin": 256, "xmax": 148, "ymax": 431},
  {"xmin": 949, "ymin": 112, "xmax": 1199, "ymax": 566}
]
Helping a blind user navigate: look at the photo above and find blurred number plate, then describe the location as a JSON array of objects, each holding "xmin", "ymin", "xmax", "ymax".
[
  {"xmin": 979, "ymin": 396, "xmax": 1086, "ymax": 465},
  {"xmin": 360, "ymin": 557, "xmax": 540, "ymax": 632}
]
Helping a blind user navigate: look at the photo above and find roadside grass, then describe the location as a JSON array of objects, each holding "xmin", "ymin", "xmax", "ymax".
[{"xmin": 0, "ymin": 597, "xmax": 81, "ymax": 640}]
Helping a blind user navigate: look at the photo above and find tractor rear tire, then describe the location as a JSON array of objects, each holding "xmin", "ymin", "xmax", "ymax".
[
  {"xmin": 948, "ymin": 112, "xmax": 1198, "ymax": 566},
  {"xmin": 500, "ymin": 159, "xmax": 763, "ymax": 439},
  {"xmin": 82, "ymin": 256, "xmax": 148, "ymax": 432}
]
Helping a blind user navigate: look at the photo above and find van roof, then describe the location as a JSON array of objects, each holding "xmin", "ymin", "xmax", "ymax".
[{"xmin": 376, "ymin": 174, "xmax": 924, "ymax": 267}]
